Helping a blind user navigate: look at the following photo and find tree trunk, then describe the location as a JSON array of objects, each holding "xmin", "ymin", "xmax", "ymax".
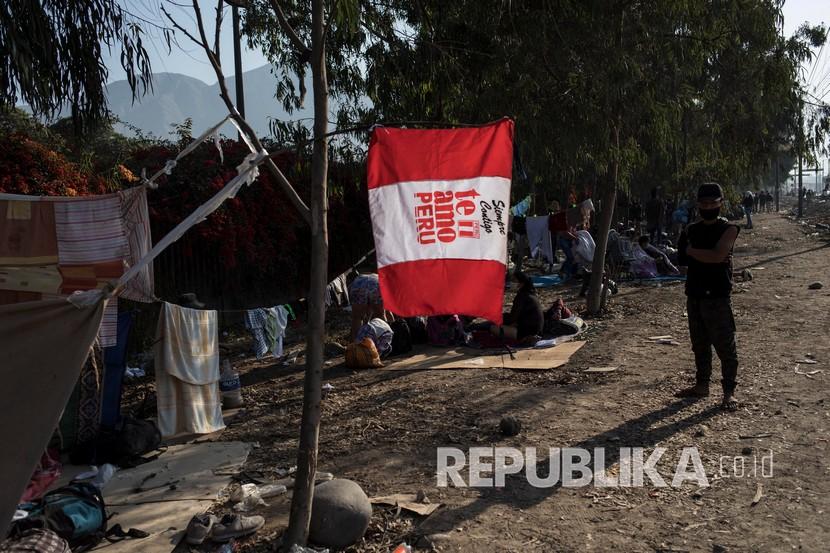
[
  {"xmin": 586, "ymin": 125, "xmax": 619, "ymax": 314},
  {"xmin": 284, "ymin": 0, "xmax": 328, "ymax": 546}
]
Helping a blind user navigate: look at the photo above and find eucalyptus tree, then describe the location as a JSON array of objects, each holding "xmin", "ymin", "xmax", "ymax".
[{"xmin": 0, "ymin": 0, "xmax": 157, "ymax": 128}]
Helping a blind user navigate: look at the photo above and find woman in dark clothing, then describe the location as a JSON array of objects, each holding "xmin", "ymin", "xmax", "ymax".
[{"xmin": 491, "ymin": 271, "xmax": 544, "ymax": 340}]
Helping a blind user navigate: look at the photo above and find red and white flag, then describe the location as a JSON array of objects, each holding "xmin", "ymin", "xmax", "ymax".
[{"xmin": 367, "ymin": 119, "xmax": 514, "ymax": 323}]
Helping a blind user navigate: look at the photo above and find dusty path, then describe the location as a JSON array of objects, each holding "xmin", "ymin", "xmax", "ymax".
[{"xmin": 221, "ymin": 210, "xmax": 829, "ymax": 553}]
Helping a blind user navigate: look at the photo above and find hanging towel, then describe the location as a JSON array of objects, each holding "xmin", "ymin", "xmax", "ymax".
[
  {"xmin": 525, "ymin": 216, "xmax": 555, "ymax": 265},
  {"xmin": 154, "ymin": 302, "xmax": 224, "ymax": 438},
  {"xmin": 245, "ymin": 306, "xmax": 289, "ymax": 358}
]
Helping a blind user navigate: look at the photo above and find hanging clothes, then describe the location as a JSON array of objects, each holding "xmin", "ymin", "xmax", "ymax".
[
  {"xmin": 325, "ymin": 273, "xmax": 350, "ymax": 308},
  {"xmin": 245, "ymin": 305, "xmax": 289, "ymax": 358},
  {"xmin": 525, "ymin": 216, "xmax": 555, "ymax": 265},
  {"xmin": 0, "ymin": 188, "xmax": 155, "ymax": 346},
  {"xmin": 154, "ymin": 302, "xmax": 224, "ymax": 438}
]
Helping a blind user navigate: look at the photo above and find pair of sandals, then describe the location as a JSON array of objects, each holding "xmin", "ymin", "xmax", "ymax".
[{"xmin": 105, "ymin": 524, "xmax": 149, "ymax": 542}]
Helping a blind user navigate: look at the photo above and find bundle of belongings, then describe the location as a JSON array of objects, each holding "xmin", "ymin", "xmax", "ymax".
[
  {"xmin": 345, "ymin": 316, "xmax": 430, "ymax": 368},
  {"xmin": 5, "ymin": 482, "xmax": 149, "ymax": 552}
]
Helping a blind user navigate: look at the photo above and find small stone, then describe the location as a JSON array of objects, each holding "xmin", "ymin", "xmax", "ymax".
[
  {"xmin": 742, "ymin": 447, "xmax": 754, "ymax": 456},
  {"xmin": 416, "ymin": 489, "xmax": 431, "ymax": 504},
  {"xmin": 713, "ymin": 545, "xmax": 728, "ymax": 553},
  {"xmin": 695, "ymin": 425, "xmax": 708, "ymax": 437},
  {"xmin": 808, "ymin": 282, "xmax": 824, "ymax": 290},
  {"xmin": 499, "ymin": 416, "xmax": 522, "ymax": 436},
  {"xmin": 309, "ymin": 479, "xmax": 372, "ymax": 549}
]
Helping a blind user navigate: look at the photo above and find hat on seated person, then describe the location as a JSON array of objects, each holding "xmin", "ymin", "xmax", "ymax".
[
  {"xmin": 697, "ymin": 182, "xmax": 723, "ymax": 201},
  {"xmin": 178, "ymin": 292, "xmax": 206, "ymax": 309}
]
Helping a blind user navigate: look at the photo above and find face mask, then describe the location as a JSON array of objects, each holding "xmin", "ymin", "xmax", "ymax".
[{"xmin": 699, "ymin": 208, "xmax": 720, "ymax": 220}]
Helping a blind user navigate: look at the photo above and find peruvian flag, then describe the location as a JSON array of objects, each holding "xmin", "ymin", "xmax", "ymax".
[{"xmin": 367, "ymin": 119, "xmax": 514, "ymax": 324}]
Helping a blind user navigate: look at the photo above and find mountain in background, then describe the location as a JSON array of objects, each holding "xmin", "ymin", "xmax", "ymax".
[{"xmin": 104, "ymin": 64, "xmax": 312, "ymax": 138}]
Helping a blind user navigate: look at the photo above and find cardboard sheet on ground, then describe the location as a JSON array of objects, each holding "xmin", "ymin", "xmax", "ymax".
[
  {"xmin": 89, "ymin": 442, "xmax": 250, "ymax": 552},
  {"xmin": 370, "ymin": 494, "xmax": 441, "ymax": 516},
  {"xmin": 380, "ymin": 341, "xmax": 584, "ymax": 371}
]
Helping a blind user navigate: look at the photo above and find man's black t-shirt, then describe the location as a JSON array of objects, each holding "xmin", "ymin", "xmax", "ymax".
[{"xmin": 677, "ymin": 218, "xmax": 740, "ymax": 298}]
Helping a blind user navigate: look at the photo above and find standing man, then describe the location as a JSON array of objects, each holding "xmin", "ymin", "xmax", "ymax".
[
  {"xmin": 675, "ymin": 183, "xmax": 741, "ymax": 410},
  {"xmin": 741, "ymin": 191, "xmax": 754, "ymax": 229}
]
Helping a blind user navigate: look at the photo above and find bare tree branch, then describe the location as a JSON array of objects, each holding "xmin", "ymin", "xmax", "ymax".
[
  {"xmin": 214, "ymin": 0, "xmax": 224, "ymax": 57},
  {"xmin": 161, "ymin": 5, "xmax": 205, "ymax": 48},
  {"xmin": 269, "ymin": 0, "xmax": 312, "ymax": 60},
  {"xmin": 163, "ymin": 0, "xmax": 312, "ymax": 223}
]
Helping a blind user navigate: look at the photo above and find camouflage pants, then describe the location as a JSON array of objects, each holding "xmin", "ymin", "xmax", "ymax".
[{"xmin": 687, "ymin": 296, "xmax": 738, "ymax": 395}]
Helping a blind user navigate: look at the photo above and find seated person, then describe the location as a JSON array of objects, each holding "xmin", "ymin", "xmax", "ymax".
[
  {"xmin": 356, "ymin": 317, "xmax": 394, "ymax": 358},
  {"xmin": 637, "ymin": 235, "xmax": 679, "ymax": 274},
  {"xmin": 348, "ymin": 273, "xmax": 393, "ymax": 340},
  {"xmin": 491, "ymin": 271, "xmax": 544, "ymax": 341}
]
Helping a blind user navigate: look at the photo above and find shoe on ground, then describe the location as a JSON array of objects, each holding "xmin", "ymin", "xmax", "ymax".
[
  {"xmin": 185, "ymin": 514, "xmax": 218, "ymax": 545},
  {"xmin": 211, "ymin": 514, "xmax": 266, "ymax": 543}
]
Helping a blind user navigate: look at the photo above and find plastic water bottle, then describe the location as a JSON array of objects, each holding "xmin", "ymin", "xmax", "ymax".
[{"xmin": 219, "ymin": 359, "xmax": 243, "ymax": 409}]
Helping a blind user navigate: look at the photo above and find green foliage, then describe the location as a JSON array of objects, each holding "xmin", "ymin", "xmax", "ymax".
[{"xmin": 0, "ymin": 0, "xmax": 159, "ymax": 129}]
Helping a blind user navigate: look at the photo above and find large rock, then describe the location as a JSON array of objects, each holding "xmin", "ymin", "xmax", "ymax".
[{"xmin": 309, "ymin": 479, "xmax": 372, "ymax": 548}]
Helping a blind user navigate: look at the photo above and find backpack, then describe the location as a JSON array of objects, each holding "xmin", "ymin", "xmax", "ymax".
[
  {"xmin": 390, "ymin": 319, "xmax": 413, "ymax": 356},
  {"xmin": 71, "ymin": 417, "xmax": 161, "ymax": 468},
  {"xmin": 12, "ymin": 483, "xmax": 106, "ymax": 553}
]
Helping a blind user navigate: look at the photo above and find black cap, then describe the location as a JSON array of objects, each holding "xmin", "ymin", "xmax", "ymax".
[
  {"xmin": 178, "ymin": 292, "xmax": 206, "ymax": 309},
  {"xmin": 697, "ymin": 182, "xmax": 723, "ymax": 201}
]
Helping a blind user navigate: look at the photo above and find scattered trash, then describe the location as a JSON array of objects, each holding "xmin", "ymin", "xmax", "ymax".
[
  {"xmin": 751, "ymin": 483, "xmax": 763, "ymax": 506},
  {"xmin": 808, "ymin": 282, "xmax": 824, "ymax": 290},
  {"xmin": 584, "ymin": 366, "xmax": 618, "ymax": 373},
  {"xmin": 796, "ymin": 359, "xmax": 818, "ymax": 364},
  {"xmin": 738, "ymin": 433, "xmax": 772, "ymax": 440},
  {"xmin": 795, "ymin": 367, "xmax": 822, "ymax": 378},
  {"xmin": 370, "ymin": 493, "xmax": 442, "ymax": 516},
  {"xmin": 283, "ymin": 353, "xmax": 299, "ymax": 366},
  {"xmin": 12, "ymin": 510, "xmax": 29, "ymax": 521},
  {"xmin": 695, "ymin": 425, "xmax": 708, "ymax": 438},
  {"xmin": 73, "ymin": 464, "xmax": 118, "ymax": 489},
  {"xmin": 499, "ymin": 416, "xmax": 522, "ymax": 436},
  {"xmin": 392, "ymin": 544, "xmax": 413, "ymax": 553},
  {"xmin": 218, "ymin": 542, "xmax": 234, "ymax": 553},
  {"xmin": 322, "ymin": 383, "xmax": 335, "ymax": 398},
  {"xmin": 646, "ymin": 337, "xmax": 681, "ymax": 346},
  {"xmin": 288, "ymin": 545, "xmax": 329, "ymax": 553},
  {"xmin": 124, "ymin": 367, "xmax": 145, "ymax": 379},
  {"xmin": 231, "ymin": 483, "xmax": 267, "ymax": 512},
  {"xmin": 275, "ymin": 466, "xmax": 297, "ymax": 478}
]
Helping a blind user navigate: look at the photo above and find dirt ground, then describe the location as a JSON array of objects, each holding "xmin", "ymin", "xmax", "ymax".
[{"xmin": 161, "ymin": 200, "xmax": 830, "ymax": 553}]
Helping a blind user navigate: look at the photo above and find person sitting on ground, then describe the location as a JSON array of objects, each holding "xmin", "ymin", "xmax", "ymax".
[
  {"xmin": 491, "ymin": 271, "xmax": 544, "ymax": 341},
  {"xmin": 348, "ymin": 273, "xmax": 392, "ymax": 340},
  {"xmin": 637, "ymin": 235, "xmax": 679, "ymax": 274}
]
